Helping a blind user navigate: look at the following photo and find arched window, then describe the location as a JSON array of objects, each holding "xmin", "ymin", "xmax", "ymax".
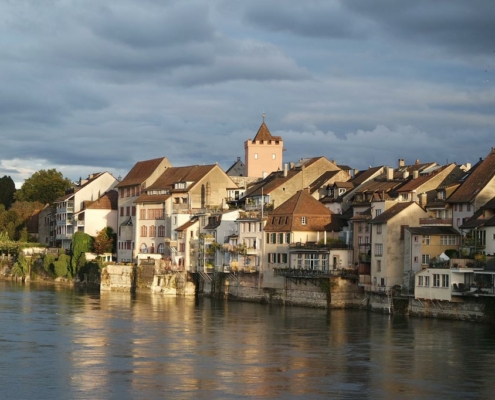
[
  {"xmin": 141, "ymin": 225, "xmax": 147, "ymax": 237},
  {"xmin": 150, "ymin": 225, "xmax": 156, "ymax": 237},
  {"xmin": 140, "ymin": 243, "xmax": 148, "ymax": 253},
  {"xmin": 157, "ymin": 243, "xmax": 165, "ymax": 254}
]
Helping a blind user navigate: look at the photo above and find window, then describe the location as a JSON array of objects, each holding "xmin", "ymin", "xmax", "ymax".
[
  {"xmin": 277, "ymin": 253, "xmax": 288, "ymax": 263},
  {"xmin": 375, "ymin": 243, "xmax": 383, "ymax": 256},
  {"xmin": 158, "ymin": 225, "xmax": 165, "ymax": 237},
  {"xmin": 456, "ymin": 218, "xmax": 461, "ymax": 227},
  {"xmin": 467, "ymin": 204, "xmax": 471, "ymax": 212},
  {"xmin": 266, "ymin": 232, "xmax": 270, "ymax": 244},
  {"xmin": 297, "ymin": 254, "xmax": 303, "ymax": 268},
  {"xmin": 459, "ymin": 204, "xmax": 463, "ymax": 212},
  {"xmin": 422, "ymin": 235, "xmax": 430, "ymax": 245},
  {"xmin": 120, "ymin": 207, "xmax": 124, "ymax": 217},
  {"xmin": 271, "ymin": 233, "xmax": 276, "ymax": 244},
  {"xmin": 375, "ymin": 209, "xmax": 382, "ymax": 217},
  {"xmin": 268, "ymin": 253, "xmax": 276, "ymax": 263},
  {"xmin": 422, "ymin": 254, "xmax": 430, "ymax": 265},
  {"xmin": 286, "ymin": 233, "xmax": 291, "ymax": 244},
  {"xmin": 157, "ymin": 243, "xmax": 164, "ymax": 254},
  {"xmin": 272, "ymin": 154, "xmax": 276, "ymax": 160},
  {"xmin": 301, "ymin": 217, "xmax": 307, "ymax": 225},
  {"xmin": 424, "ymin": 276, "xmax": 430, "ymax": 286},
  {"xmin": 418, "ymin": 276, "xmax": 424, "ymax": 286},
  {"xmin": 442, "ymin": 274, "xmax": 449, "ymax": 288},
  {"xmin": 441, "ymin": 235, "xmax": 457, "ymax": 245},
  {"xmin": 140, "ymin": 243, "xmax": 148, "ymax": 253},
  {"xmin": 140, "ymin": 209, "xmax": 146, "ymax": 219},
  {"xmin": 433, "ymin": 274, "xmax": 440, "ymax": 287},
  {"xmin": 126, "ymin": 206, "xmax": 130, "ymax": 216},
  {"xmin": 132, "ymin": 206, "xmax": 136, "ymax": 216},
  {"xmin": 149, "ymin": 225, "xmax": 156, "ymax": 237},
  {"xmin": 377, "ymin": 260, "xmax": 381, "ymax": 272},
  {"xmin": 414, "ymin": 256, "xmax": 418, "ymax": 263},
  {"xmin": 454, "ymin": 204, "xmax": 457, "ymax": 211},
  {"xmin": 376, "ymin": 224, "xmax": 382, "ymax": 234},
  {"xmin": 254, "ymin": 153, "xmax": 258, "ymax": 159},
  {"xmin": 278, "ymin": 233, "xmax": 284, "ymax": 244},
  {"xmin": 141, "ymin": 226, "xmax": 147, "ymax": 237}
]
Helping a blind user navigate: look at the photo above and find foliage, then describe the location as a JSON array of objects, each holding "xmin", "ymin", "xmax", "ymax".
[
  {"xmin": 93, "ymin": 227, "xmax": 114, "ymax": 255},
  {"xmin": 11, "ymin": 253, "xmax": 30, "ymax": 279},
  {"xmin": 70, "ymin": 232, "xmax": 94, "ymax": 277},
  {"xmin": 0, "ymin": 176, "xmax": 16, "ymax": 209},
  {"xmin": 54, "ymin": 254, "xmax": 70, "ymax": 277},
  {"xmin": 43, "ymin": 253, "xmax": 56, "ymax": 272},
  {"xmin": 15, "ymin": 169, "xmax": 72, "ymax": 204},
  {"xmin": 444, "ymin": 249, "xmax": 459, "ymax": 259}
]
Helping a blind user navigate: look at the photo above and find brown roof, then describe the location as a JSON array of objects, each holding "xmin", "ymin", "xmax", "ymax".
[
  {"xmin": 117, "ymin": 157, "xmax": 169, "ymax": 188},
  {"xmin": 134, "ymin": 193, "xmax": 171, "ymax": 203},
  {"xmin": 86, "ymin": 190, "xmax": 118, "ymax": 210},
  {"xmin": 147, "ymin": 164, "xmax": 217, "ymax": 191},
  {"xmin": 308, "ymin": 170, "xmax": 341, "ymax": 194},
  {"xmin": 370, "ymin": 202, "xmax": 416, "ymax": 224},
  {"xmin": 25, "ymin": 209, "xmax": 41, "ymax": 233},
  {"xmin": 176, "ymin": 217, "xmax": 199, "ymax": 232},
  {"xmin": 264, "ymin": 189, "xmax": 333, "ymax": 232},
  {"xmin": 406, "ymin": 226, "xmax": 460, "ymax": 235},
  {"xmin": 252, "ymin": 122, "xmax": 282, "ymax": 141},
  {"xmin": 447, "ymin": 150, "xmax": 495, "ymax": 203},
  {"xmin": 351, "ymin": 166, "xmax": 383, "ymax": 186}
]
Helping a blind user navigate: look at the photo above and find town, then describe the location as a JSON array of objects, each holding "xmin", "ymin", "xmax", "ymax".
[{"xmin": 3, "ymin": 119, "xmax": 495, "ymax": 321}]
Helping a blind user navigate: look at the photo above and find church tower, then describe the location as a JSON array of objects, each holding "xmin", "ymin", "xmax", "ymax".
[{"xmin": 244, "ymin": 116, "xmax": 283, "ymax": 178}]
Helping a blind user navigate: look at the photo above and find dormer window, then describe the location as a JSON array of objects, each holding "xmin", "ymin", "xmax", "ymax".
[
  {"xmin": 339, "ymin": 188, "xmax": 346, "ymax": 195},
  {"xmin": 174, "ymin": 182, "xmax": 186, "ymax": 189}
]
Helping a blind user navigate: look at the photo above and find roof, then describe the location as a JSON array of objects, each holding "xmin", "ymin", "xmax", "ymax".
[
  {"xmin": 86, "ymin": 190, "xmax": 118, "ymax": 210},
  {"xmin": 134, "ymin": 193, "xmax": 171, "ymax": 203},
  {"xmin": 176, "ymin": 217, "xmax": 199, "ymax": 232},
  {"xmin": 405, "ymin": 226, "xmax": 460, "ymax": 235},
  {"xmin": 351, "ymin": 166, "xmax": 383, "ymax": 186},
  {"xmin": 370, "ymin": 202, "xmax": 416, "ymax": 224},
  {"xmin": 252, "ymin": 122, "xmax": 282, "ymax": 141},
  {"xmin": 264, "ymin": 189, "xmax": 334, "ymax": 232},
  {"xmin": 147, "ymin": 164, "xmax": 217, "ymax": 191},
  {"xmin": 308, "ymin": 170, "xmax": 341, "ymax": 194},
  {"xmin": 447, "ymin": 149, "xmax": 495, "ymax": 203},
  {"xmin": 460, "ymin": 197, "xmax": 495, "ymax": 229},
  {"xmin": 117, "ymin": 157, "xmax": 169, "ymax": 188}
]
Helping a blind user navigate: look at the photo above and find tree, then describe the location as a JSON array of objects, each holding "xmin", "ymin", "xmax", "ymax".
[
  {"xmin": 15, "ymin": 169, "xmax": 72, "ymax": 204},
  {"xmin": 0, "ymin": 176, "xmax": 16, "ymax": 209},
  {"xmin": 70, "ymin": 231, "xmax": 93, "ymax": 278},
  {"xmin": 93, "ymin": 227, "xmax": 114, "ymax": 256}
]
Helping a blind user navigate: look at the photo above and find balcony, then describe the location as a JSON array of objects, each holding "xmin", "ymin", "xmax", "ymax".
[
  {"xmin": 289, "ymin": 242, "xmax": 352, "ymax": 251},
  {"xmin": 419, "ymin": 218, "xmax": 451, "ymax": 226}
]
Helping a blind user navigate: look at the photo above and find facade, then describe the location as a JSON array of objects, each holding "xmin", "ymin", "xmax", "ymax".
[
  {"xmin": 116, "ymin": 157, "xmax": 172, "ymax": 263},
  {"xmin": 54, "ymin": 172, "xmax": 118, "ymax": 250},
  {"xmin": 244, "ymin": 120, "xmax": 283, "ymax": 178},
  {"xmin": 73, "ymin": 190, "xmax": 118, "ymax": 239}
]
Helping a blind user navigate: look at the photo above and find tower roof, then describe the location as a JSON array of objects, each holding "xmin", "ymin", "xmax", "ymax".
[{"xmin": 252, "ymin": 122, "xmax": 282, "ymax": 141}]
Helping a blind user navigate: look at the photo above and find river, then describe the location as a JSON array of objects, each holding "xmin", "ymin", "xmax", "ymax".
[{"xmin": 1, "ymin": 281, "xmax": 495, "ymax": 399}]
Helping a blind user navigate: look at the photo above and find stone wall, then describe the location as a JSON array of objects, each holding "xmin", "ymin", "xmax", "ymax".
[{"xmin": 101, "ymin": 265, "xmax": 134, "ymax": 292}]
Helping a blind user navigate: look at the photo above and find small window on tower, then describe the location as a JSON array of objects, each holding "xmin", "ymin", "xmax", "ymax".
[
  {"xmin": 254, "ymin": 153, "xmax": 258, "ymax": 159},
  {"xmin": 272, "ymin": 154, "xmax": 276, "ymax": 159}
]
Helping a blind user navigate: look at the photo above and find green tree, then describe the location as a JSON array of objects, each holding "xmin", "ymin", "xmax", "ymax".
[
  {"xmin": 70, "ymin": 231, "xmax": 93, "ymax": 278},
  {"xmin": 0, "ymin": 176, "xmax": 16, "ymax": 209},
  {"xmin": 15, "ymin": 169, "xmax": 72, "ymax": 204},
  {"xmin": 11, "ymin": 253, "xmax": 31, "ymax": 280},
  {"xmin": 54, "ymin": 254, "xmax": 70, "ymax": 277}
]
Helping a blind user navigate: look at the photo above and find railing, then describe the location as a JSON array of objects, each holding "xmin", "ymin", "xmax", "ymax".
[
  {"xmin": 419, "ymin": 218, "xmax": 451, "ymax": 225},
  {"xmin": 274, "ymin": 267, "xmax": 358, "ymax": 279},
  {"xmin": 77, "ymin": 221, "xmax": 84, "ymax": 226},
  {"xmin": 289, "ymin": 242, "xmax": 352, "ymax": 250}
]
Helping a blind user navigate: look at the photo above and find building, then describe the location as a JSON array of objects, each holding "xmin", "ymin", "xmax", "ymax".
[{"xmin": 244, "ymin": 119, "xmax": 283, "ymax": 178}]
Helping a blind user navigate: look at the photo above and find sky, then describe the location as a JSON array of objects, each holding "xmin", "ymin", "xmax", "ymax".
[{"xmin": 1, "ymin": 0, "xmax": 494, "ymax": 188}]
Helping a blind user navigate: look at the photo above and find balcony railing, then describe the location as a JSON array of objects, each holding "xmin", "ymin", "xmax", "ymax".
[
  {"xmin": 274, "ymin": 267, "xmax": 358, "ymax": 279},
  {"xmin": 289, "ymin": 242, "xmax": 352, "ymax": 251},
  {"xmin": 419, "ymin": 218, "xmax": 451, "ymax": 225}
]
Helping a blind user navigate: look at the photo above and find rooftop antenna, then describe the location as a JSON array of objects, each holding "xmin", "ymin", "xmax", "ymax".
[{"xmin": 262, "ymin": 112, "xmax": 265, "ymax": 122}]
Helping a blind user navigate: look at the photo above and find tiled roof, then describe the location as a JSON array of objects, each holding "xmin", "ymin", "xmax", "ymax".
[
  {"xmin": 447, "ymin": 149, "xmax": 495, "ymax": 203},
  {"xmin": 252, "ymin": 122, "xmax": 282, "ymax": 141},
  {"xmin": 370, "ymin": 202, "xmax": 415, "ymax": 224},
  {"xmin": 460, "ymin": 196, "xmax": 495, "ymax": 229},
  {"xmin": 86, "ymin": 190, "xmax": 118, "ymax": 210},
  {"xmin": 264, "ymin": 189, "xmax": 333, "ymax": 232},
  {"xmin": 176, "ymin": 217, "xmax": 199, "ymax": 232},
  {"xmin": 53, "ymin": 192, "xmax": 74, "ymax": 203},
  {"xmin": 351, "ymin": 166, "xmax": 383, "ymax": 186},
  {"xmin": 117, "ymin": 157, "xmax": 169, "ymax": 188},
  {"xmin": 147, "ymin": 164, "xmax": 217, "ymax": 191},
  {"xmin": 308, "ymin": 170, "xmax": 341, "ymax": 194},
  {"xmin": 134, "ymin": 193, "xmax": 171, "ymax": 203},
  {"xmin": 406, "ymin": 226, "xmax": 459, "ymax": 235}
]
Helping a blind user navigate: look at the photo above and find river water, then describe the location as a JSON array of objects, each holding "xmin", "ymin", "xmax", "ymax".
[{"xmin": 1, "ymin": 281, "xmax": 495, "ymax": 400}]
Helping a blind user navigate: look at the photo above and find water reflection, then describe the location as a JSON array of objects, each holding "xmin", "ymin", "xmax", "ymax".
[{"xmin": 1, "ymin": 281, "xmax": 495, "ymax": 399}]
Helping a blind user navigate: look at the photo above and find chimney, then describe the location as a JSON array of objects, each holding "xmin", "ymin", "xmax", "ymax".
[
  {"xmin": 464, "ymin": 162, "xmax": 471, "ymax": 171},
  {"xmin": 289, "ymin": 162, "xmax": 295, "ymax": 169},
  {"xmin": 354, "ymin": 169, "xmax": 359, "ymax": 177},
  {"xmin": 284, "ymin": 163, "xmax": 288, "ymax": 177},
  {"xmin": 403, "ymin": 170, "xmax": 409, "ymax": 179},
  {"xmin": 413, "ymin": 170, "xmax": 419, "ymax": 179},
  {"xmin": 415, "ymin": 159, "xmax": 420, "ymax": 165},
  {"xmin": 419, "ymin": 192, "xmax": 427, "ymax": 208},
  {"xmin": 262, "ymin": 171, "xmax": 267, "ymax": 179},
  {"xmin": 386, "ymin": 166, "xmax": 394, "ymax": 181},
  {"xmin": 237, "ymin": 157, "xmax": 241, "ymax": 162},
  {"xmin": 398, "ymin": 158, "xmax": 405, "ymax": 168}
]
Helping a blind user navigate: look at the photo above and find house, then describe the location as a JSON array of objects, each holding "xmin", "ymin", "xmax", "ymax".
[
  {"xmin": 244, "ymin": 119, "xmax": 283, "ymax": 178},
  {"xmin": 226, "ymin": 157, "xmax": 246, "ymax": 177},
  {"xmin": 263, "ymin": 189, "xmax": 349, "ymax": 288},
  {"xmin": 38, "ymin": 204, "xmax": 55, "ymax": 247},
  {"xmin": 175, "ymin": 217, "xmax": 200, "ymax": 272},
  {"xmin": 54, "ymin": 172, "xmax": 119, "ymax": 251},
  {"xmin": 459, "ymin": 197, "xmax": 495, "ymax": 256},
  {"xmin": 403, "ymin": 226, "xmax": 460, "ymax": 293},
  {"xmin": 369, "ymin": 201, "xmax": 428, "ymax": 290},
  {"xmin": 73, "ymin": 190, "xmax": 118, "ymax": 241},
  {"xmin": 244, "ymin": 156, "xmax": 346, "ymax": 210},
  {"xmin": 133, "ymin": 164, "xmax": 238, "ymax": 264},
  {"xmin": 447, "ymin": 148, "xmax": 495, "ymax": 231}
]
